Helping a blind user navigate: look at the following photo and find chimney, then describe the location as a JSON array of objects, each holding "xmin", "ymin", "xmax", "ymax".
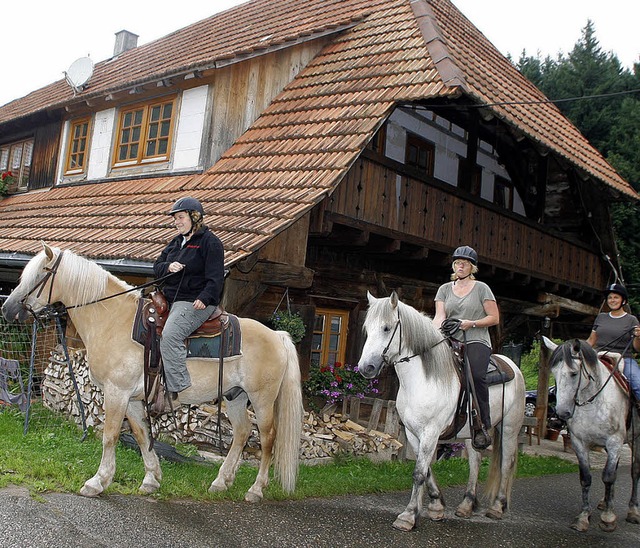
[{"xmin": 113, "ymin": 30, "xmax": 139, "ymax": 57}]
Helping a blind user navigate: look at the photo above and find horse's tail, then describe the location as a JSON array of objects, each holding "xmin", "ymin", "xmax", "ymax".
[
  {"xmin": 272, "ymin": 330, "xmax": 303, "ymax": 493},
  {"xmin": 484, "ymin": 422, "xmax": 518, "ymax": 508}
]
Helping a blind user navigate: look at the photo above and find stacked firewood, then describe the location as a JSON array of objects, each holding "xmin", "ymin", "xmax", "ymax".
[{"xmin": 41, "ymin": 345, "xmax": 403, "ymax": 461}]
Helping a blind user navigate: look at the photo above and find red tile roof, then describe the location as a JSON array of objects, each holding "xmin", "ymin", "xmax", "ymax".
[{"xmin": 0, "ymin": 0, "xmax": 636, "ymax": 268}]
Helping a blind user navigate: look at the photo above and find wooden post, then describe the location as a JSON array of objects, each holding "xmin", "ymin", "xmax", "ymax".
[{"xmin": 536, "ymin": 317, "xmax": 552, "ymax": 438}]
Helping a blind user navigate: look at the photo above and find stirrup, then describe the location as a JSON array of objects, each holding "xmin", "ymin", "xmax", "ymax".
[{"xmin": 472, "ymin": 427, "xmax": 492, "ymax": 450}]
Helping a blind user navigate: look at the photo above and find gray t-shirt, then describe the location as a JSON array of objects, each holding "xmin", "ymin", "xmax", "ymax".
[
  {"xmin": 435, "ymin": 280, "xmax": 496, "ymax": 347},
  {"xmin": 592, "ymin": 312, "xmax": 639, "ymax": 358}
]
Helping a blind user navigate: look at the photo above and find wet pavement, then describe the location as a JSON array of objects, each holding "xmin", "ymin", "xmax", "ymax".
[{"xmin": 1, "ymin": 437, "xmax": 637, "ymax": 547}]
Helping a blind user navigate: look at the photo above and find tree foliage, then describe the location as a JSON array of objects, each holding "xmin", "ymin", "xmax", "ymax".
[{"xmin": 517, "ymin": 20, "xmax": 640, "ymax": 309}]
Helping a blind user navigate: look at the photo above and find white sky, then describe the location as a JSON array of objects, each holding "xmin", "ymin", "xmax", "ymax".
[{"xmin": 1, "ymin": 0, "xmax": 637, "ymax": 108}]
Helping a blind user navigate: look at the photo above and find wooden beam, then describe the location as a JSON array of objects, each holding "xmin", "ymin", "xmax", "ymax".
[
  {"xmin": 231, "ymin": 261, "xmax": 314, "ymax": 289},
  {"xmin": 537, "ymin": 292, "xmax": 598, "ymax": 316}
]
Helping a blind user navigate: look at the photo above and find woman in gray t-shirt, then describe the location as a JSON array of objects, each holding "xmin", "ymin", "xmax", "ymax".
[{"xmin": 432, "ymin": 246, "xmax": 499, "ymax": 450}]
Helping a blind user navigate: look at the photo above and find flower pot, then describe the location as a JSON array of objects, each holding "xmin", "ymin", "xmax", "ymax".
[{"xmin": 546, "ymin": 428, "xmax": 560, "ymax": 441}]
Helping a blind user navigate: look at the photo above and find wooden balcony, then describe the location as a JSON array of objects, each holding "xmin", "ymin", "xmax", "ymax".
[{"xmin": 315, "ymin": 152, "xmax": 606, "ymax": 295}]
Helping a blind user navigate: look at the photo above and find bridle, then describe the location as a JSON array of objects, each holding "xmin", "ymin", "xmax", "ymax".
[
  {"xmin": 20, "ymin": 250, "xmax": 173, "ymax": 320},
  {"xmin": 20, "ymin": 250, "xmax": 66, "ymax": 316},
  {"xmin": 380, "ymin": 308, "xmax": 446, "ymax": 368},
  {"xmin": 565, "ymin": 346, "xmax": 615, "ymax": 413}
]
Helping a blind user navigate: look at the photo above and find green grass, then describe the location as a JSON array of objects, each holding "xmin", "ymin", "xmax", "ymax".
[{"xmin": 0, "ymin": 405, "xmax": 577, "ymax": 501}]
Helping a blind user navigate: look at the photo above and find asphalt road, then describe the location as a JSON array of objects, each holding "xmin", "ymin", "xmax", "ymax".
[{"xmin": 1, "ymin": 465, "xmax": 638, "ymax": 548}]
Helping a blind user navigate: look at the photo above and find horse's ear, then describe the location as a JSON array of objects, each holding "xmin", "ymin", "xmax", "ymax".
[
  {"xmin": 390, "ymin": 291, "xmax": 398, "ymax": 309},
  {"xmin": 41, "ymin": 241, "xmax": 54, "ymax": 261},
  {"xmin": 541, "ymin": 336, "xmax": 557, "ymax": 352},
  {"xmin": 367, "ymin": 291, "xmax": 376, "ymax": 305}
]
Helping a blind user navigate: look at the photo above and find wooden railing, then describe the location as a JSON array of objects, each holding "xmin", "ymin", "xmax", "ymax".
[{"xmin": 328, "ymin": 154, "xmax": 606, "ymax": 290}]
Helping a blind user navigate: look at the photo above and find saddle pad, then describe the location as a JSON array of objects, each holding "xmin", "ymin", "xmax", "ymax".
[
  {"xmin": 187, "ymin": 314, "xmax": 242, "ymax": 359},
  {"xmin": 598, "ymin": 354, "xmax": 630, "ymax": 396}
]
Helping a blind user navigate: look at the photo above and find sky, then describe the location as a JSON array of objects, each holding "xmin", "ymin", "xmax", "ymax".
[{"xmin": 1, "ymin": 0, "xmax": 637, "ymax": 108}]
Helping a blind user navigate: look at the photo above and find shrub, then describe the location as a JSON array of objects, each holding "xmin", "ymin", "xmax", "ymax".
[{"xmin": 268, "ymin": 310, "xmax": 306, "ymax": 344}]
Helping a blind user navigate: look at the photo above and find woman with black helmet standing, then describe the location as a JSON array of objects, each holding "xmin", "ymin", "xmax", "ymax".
[
  {"xmin": 153, "ymin": 196, "xmax": 225, "ymax": 399},
  {"xmin": 432, "ymin": 245, "xmax": 500, "ymax": 450},
  {"xmin": 587, "ymin": 283, "xmax": 640, "ymax": 406}
]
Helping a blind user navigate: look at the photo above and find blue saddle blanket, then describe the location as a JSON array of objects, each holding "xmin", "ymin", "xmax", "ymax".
[{"xmin": 187, "ymin": 314, "xmax": 242, "ymax": 359}]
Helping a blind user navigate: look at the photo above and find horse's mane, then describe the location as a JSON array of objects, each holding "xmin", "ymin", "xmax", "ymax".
[
  {"xmin": 23, "ymin": 247, "xmax": 136, "ymax": 306},
  {"xmin": 366, "ymin": 295, "xmax": 456, "ymax": 384},
  {"xmin": 550, "ymin": 339, "xmax": 599, "ymax": 372}
]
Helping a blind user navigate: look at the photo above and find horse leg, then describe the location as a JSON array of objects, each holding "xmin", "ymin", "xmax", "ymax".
[
  {"xmin": 244, "ymin": 397, "xmax": 277, "ymax": 503},
  {"xmin": 80, "ymin": 390, "xmax": 129, "ymax": 497},
  {"xmin": 393, "ymin": 430, "xmax": 438, "ymax": 531},
  {"xmin": 628, "ymin": 444, "xmax": 640, "ymax": 524},
  {"xmin": 597, "ymin": 443, "xmax": 622, "ymax": 532},
  {"xmin": 571, "ymin": 442, "xmax": 593, "ymax": 532},
  {"xmin": 125, "ymin": 399, "xmax": 162, "ymax": 494},
  {"xmin": 455, "ymin": 439, "xmax": 479, "ymax": 518},
  {"xmin": 208, "ymin": 394, "xmax": 252, "ymax": 495},
  {"xmin": 485, "ymin": 424, "xmax": 518, "ymax": 520}
]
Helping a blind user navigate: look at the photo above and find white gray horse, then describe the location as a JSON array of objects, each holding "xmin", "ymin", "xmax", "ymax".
[
  {"xmin": 358, "ymin": 292, "xmax": 525, "ymax": 531},
  {"xmin": 543, "ymin": 336, "xmax": 640, "ymax": 531}
]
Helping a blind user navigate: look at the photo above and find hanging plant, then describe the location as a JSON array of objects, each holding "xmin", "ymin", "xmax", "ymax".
[{"xmin": 268, "ymin": 309, "xmax": 306, "ymax": 344}]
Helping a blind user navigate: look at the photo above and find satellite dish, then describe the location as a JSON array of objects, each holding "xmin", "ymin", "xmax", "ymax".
[{"xmin": 64, "ymin": 57, "xmax": 94, "ymax": 94}]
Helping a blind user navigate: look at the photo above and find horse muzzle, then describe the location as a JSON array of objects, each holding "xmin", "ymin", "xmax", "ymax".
[
  {"xmin": 357, "ymin": 361, "xmax": 382, "ymax": 379},
  {"xmin": 1, "ymin": 299, "xmax": 30, "ymax": 323}
]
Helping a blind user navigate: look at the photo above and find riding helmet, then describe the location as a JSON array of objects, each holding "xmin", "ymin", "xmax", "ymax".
[
  {"xmin": 604, "ymin": 283, "xmax": 628, "ymax": 302},
  {"xmin": 168, "ymin": 196, "xmax": 204, "ymax": 216},
  {"xmin": 452, "ymin": 245, "xmax": 478, "ymax": 265}
]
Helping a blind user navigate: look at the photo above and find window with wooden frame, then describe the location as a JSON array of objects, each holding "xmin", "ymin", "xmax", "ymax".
[
  {"xmin": 112, "ymin": 96, "xmax": 176, "ymax": 168},
  {"xmin": 0, "ymin": 138, "xmax": 33, "ymax": 193},
  {"xmin": 310, "ymin": 308, "xmax": 349, "ymax": 367},
  {"xmin": 64, "ymin": 117, "xmax": 91, "ymax": 175},
  {"xmin": 366, "ymin": 124, "xmax": 387, "ymax": 155},
  {"xmin": 405, "ymin": 132, "xmax": 435, "ymax": 176},
  {"xmin": 494, "ymin": 176, "xmax": 514, "ymax": 210}
]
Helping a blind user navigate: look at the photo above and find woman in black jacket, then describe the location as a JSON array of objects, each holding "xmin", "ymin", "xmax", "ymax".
[{"xmin": 153, "ymin": 197, "xmax": 225, "ymax": 396}]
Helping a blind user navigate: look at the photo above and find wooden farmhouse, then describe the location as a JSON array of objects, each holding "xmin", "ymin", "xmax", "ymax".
[{"xmin": 0, "ymin": 0, "xmax": 637, "ymax": 396}]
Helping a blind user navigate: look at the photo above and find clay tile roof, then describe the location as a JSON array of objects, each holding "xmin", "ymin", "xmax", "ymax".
[{"xmin": 0, "ymin": 0, "xmax": 635, "ymax": 269}]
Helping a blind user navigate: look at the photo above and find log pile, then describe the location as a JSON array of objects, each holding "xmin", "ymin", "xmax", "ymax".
[{"xmin": 41, "ymin": 345, "xmax": 403, "ymax": 462}]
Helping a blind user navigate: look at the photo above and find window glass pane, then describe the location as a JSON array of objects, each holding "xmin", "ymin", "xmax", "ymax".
[
  {"xmin": 119, "ymin": 146, "xmax": 129, "ymax": 161},
  {"xmin": 311, "ymin": 334, "xmax": 323, "ymax": 351},
  {"xmin": 10, "ymin": 144, "xmax": 22, "ymax": 170},
  {"xmin": 146, "ymin": 141, "xmax": 156, "ymax": 157},
  {"xmin": 162, "ymin": 103, "xmax": 173, "ymax": 118},
  {"xmin": 330, "ymin": 316, "xmax": 342, "ymax": 333},
  {"xmin": 327, "ymin": 354, "xmax": 336, "ymax": 366},
  {"xmin": 0, "ymin": 148, "xmax": 8, "ymax": 170},
  {"xmin": 130, "ymin": 143, "xmax": 139, "ymax": 157},
  {"xmin": 123, "ymin": 112, "xmax": 132, "ymax": 127},
  {"xmin": 149, "ymin": 105, "xmax": 161, "ymax": 122},
  {"xmin": 134, "ymin": 110, "xmax": 144, "ymax": 125},
  {"xmin": 160, "ymin": 120, "xmax": 171, "ymax": 137},
  {"xmin": 148, "ymin": 123, "xmax": 158, "ymax": 139},
  {"xmin": 314, "ymin": 315, "xmax": 324, "ymax": 331},
  {"xmin": 157, "ymin": 139, "xmax": 168, "ymax": 155},
  {"xmin": 329, "ymin": 333, "xmax": 339, "ymax": 351},
  {"xmin": 132, "ymin": 126, "xmax": 141, "ymax": 142},
  {"xmin": 121, "ymin": 128, "xmax": 131, "ymax": 144}
]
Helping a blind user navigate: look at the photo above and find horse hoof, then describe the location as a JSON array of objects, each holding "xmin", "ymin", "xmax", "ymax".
[
  {"xmin": 485, "ymin": 507, "xmax": 503, "ymax": 520},
  {"xmin": 427, "ymin": 509, "xmax": 444, "ymax": 521},
  {"xmin": 208, "ymin": 479, "xmax": 228, "ymax": 493},
  {"xmin": 139, "ymin": 478, "xmax": 160, "ymax": 495},
  {"xmin": 244, "ymin": 491, "xmax": 263, "ymax": 503},
  {"xmin": 626, "ymin": 508, "xmax": 640, "ymax": 524},
  {"xmin": 570, "ymin": 518, "xmax": 590, "ymax": 532},
  {"xmin": 599, "ymin": 519, "xmax": 617, "ymax": 532},
  {"xmin": 392, "ymin": 516, "xmax": 415, "ymax": 531},
  {"xmin": 80, "ymin": 484, "xmax": 102, "ymax": 498},
  {"xmin": 455, "ymin": 506, "xmax": 473, "ymax": 519}
]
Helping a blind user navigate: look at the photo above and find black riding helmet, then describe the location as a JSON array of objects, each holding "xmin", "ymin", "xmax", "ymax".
[
  {"xmin": 168, "ymin": 196, "xmax": 204, "ymax": 216},
  {"xmin": 604, "ymin": 283, "xmax": 628, "ymax": 303},
  {"xmin": 452, "ymin": 245, "xmax": 478, "ymax": 266}
]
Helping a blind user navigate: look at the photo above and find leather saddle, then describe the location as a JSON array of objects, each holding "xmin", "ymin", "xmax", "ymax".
[{"xmin": 439, "ymin": 339, "xmax": 516, "ymax": 440}]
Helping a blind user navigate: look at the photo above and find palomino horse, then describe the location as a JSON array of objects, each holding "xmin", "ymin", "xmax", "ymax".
[
  {"xmin": 543, "ymin": 336, "xmax": 640, "ymax": 531},
  {"xmin": 2, "ymin": 243, "xmax": 303, "ymax": 502},
  {"xmin": 358, "ymin": 292, "xmax": 525, "ymax": 531}
]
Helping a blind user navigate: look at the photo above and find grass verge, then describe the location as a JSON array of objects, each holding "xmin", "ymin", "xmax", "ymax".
[{"xmin": 0, "ymin": 405, "xmax": 577, "ymax": 501}]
